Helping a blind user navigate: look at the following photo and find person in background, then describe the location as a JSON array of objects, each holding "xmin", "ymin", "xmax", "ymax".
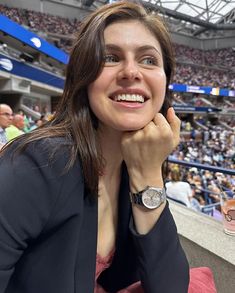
[
  {"xmin": 0, "ymin": 103, "xmax": 13, "ymax": 150},
  {"xmin": 18, "ymin": 110, "xmax": 31, "ymax": 132},
  {"xmin": 29, "ymin": 117, "xmax": 43, "ymax": 131},
  {"xmin": 5, "ymin": 114, "xmax": 25, "ymax": 141},
  {"xmin": 166, "ymin": 169, "xmax": 195, "ymax": 208},
  {"xmin": 0, "ymin": 2, "xmax": 216, "ymax": 292}
]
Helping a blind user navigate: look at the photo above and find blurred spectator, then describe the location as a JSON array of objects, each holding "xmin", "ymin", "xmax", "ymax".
[
  {"xmin": 5, "ymin": 114, "xmax": 25, "ymax": 141},
  {"xmin": 166, "ymin": 169, "xmax": 201, "ymax": 211},
  {"xmin": 0, "ymin": 104, "xmax": 13, "ymax": 150},
  {"xmin": 29, "ymin": 118, "xmax": 43, "ymax": 130}
]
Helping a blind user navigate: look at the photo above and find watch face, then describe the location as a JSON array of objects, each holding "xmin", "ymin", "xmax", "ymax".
[{"xmin": 142, "ymin": 188, "xmax": 162, "ymax": 209}]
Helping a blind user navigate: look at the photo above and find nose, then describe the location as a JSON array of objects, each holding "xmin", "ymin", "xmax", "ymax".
[{"xmin": 117, "ymin": 60, "xmax": 142, "ymax": 81}]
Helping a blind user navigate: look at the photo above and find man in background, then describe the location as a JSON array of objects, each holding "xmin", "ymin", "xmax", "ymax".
[
  {"xmin": 0, "ymin": 104, "xmax": 13, "ymax": 150},
  {"xmin": 5, "ymin": 114, "xmax": 25, "ymax": 141}
]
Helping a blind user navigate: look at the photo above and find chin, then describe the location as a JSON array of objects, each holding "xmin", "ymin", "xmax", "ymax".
[
  {"xmin": 100, "ymin": 117, "xmax": 153, "ymax": 132},
  {"xmin": 115, "ymin": 122, "xmax": 149, "ymax": 132}
]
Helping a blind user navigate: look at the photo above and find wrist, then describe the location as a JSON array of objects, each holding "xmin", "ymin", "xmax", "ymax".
[{"xmin": 129, "ymin": 171, "xmax": 164, "ymax": 193}]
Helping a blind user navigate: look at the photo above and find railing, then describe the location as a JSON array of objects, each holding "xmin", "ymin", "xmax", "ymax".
[
  {"xmin": 167, "ymin": 157, "xmax": 234, "ymax": 218},
  {"xmin": 168, "ymin": 157, "xmax": 235, "ymax": 176}
]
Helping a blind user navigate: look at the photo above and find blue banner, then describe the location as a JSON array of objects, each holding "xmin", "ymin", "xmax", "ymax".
[
  {"xmin": 169, "ymin": 83, "xmax": 234, "ymax": 97},
  {"xmin": 0, "ymin": 53, "xmax": 65, "ymax": 89},
  {"xmin": 173, "ymin": 105, "xmax": 221, "ymax": 113},
  {"xmin": 0, "ymin": 14, "xmax": 69, "ymax": 64}
]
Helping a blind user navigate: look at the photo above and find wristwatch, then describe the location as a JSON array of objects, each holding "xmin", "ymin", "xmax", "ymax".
[{"xmin": 130, "ymin": 186, "xmax": 166, "ymax": 209}]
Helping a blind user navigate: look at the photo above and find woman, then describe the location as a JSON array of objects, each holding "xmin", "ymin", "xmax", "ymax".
[{"xmin": 0, "ymin": 2, "xmax": 189, "ymax": 292}]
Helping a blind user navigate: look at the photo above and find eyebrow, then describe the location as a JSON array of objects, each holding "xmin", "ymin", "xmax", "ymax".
[
  {"xmin": 105, "ymin": 44, "xmax": 162, "ymax": 57},
  {"xmin": 0, "ymin": 112, "xmax": 12, "ymax": 115}
]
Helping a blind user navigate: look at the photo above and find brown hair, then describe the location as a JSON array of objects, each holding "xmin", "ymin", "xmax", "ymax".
[
  {"xmin": 171, "ymin": 169, "xmax": 181, "ymax": 182},
  {"xmin": 3, "ymin": 1, "xmax": 175, "ymax": 196}
]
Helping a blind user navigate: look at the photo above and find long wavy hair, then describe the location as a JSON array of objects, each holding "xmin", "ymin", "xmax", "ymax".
[{"xmin": 3, "ymin": 1, "xmax": 175, "ymax": 196}]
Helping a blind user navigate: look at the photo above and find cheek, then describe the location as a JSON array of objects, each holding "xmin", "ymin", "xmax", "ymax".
[
  {"xmin": 87, "ymin": 93, "xmax": 97, "ymax": 115},
  {"xmin": 152, "ymin": 75, "xmax": 166, "ymax": 110},
  {"xmin": 87, "ymin": 74, "xmax": 105, "ymax": 103},
  {"xmin": 87, "ymin": 85, "xmax": 102, "ymax": 119},
  {"xmin": 154, "ymin": 87, "xmax": 166, "ymax": 112},
  {"xmin": 87, "ymin": 71, "xmax": 111, "ymax": 116},
  {"xmin": 87, "ymin": 67, "xmax": 108, "ymax": 94},
  {"xmin": 87, "ymin": 82, "xmax": 99, "ymax": 110}
]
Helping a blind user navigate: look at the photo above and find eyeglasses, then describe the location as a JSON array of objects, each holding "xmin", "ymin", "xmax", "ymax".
[{"xmin": 0, "ymin": 112, "xmax": 13, "ymax": 118}]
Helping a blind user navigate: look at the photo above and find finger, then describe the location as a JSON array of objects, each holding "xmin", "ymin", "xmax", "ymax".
[
  {"xmin": 152, "ymin": 113, "xmax": 169, "ymax": 129},
  {"xmin": 167, "ymin": 107, "xmax": 181, "ymax": 132},
  {"xmin": 166, "ymin": 107, "xmax": 181, "ymax": 144}
]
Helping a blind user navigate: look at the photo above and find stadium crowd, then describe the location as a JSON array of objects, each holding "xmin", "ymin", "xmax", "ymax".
[
  {"xmin": 0, "ymin": 4, "xmax": 235, "ymax": 89},
  {"xmin": 173, "ymin": 64, "xmax": 234, "ymax": 89},
  {"xmin": 172, "ymin": 92, "xmax": 235, "ymax": 109},
  {"xmin": 174, "ymin": 43, "xmax": 235, "ymax": 68}
]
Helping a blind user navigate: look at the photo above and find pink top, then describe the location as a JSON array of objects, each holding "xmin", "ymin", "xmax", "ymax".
[
  {"xmin": 94, "ymin": 250, "xmax": 217, "ymax": 293},
  {"xmin": 94, "ymin": 249, "xmax": 143, "ymax": 293}
]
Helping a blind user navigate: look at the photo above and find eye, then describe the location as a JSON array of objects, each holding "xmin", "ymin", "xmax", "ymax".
[
  {"xmin": 104, "ymin": 54, "xmax": 119, "ymax": 63},
  {"xmin": 140, "ymin": 57, "xmax": 158, "ymax": 66}
]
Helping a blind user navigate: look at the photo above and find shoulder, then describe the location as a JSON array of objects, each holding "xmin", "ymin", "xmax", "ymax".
[
  {"xmin": 3, "ymin": 136, "xmax": 70, "ymax": 158},
  {"xmin": 165, "ymin": 181, "xmax": 172, "ymax": 187},
  {"xmin": 181, "ymin": 181, "xmax": 191, "ymax": 188},
  {"xmin": 0, "ymin": 137, "xmax": 85, "ymax": 255},
  {"xmin": 1, "ymin": 136, "xmax": 82, "ymax": 179},
  {"xmin": 0, "ymin": 136, "xmax": 84, "ymax": 214}
]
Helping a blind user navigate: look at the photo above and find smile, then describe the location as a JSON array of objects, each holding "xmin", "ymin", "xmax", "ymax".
[{"xmin": 113, "ymin": 94, "xmax": 145, "ymax": 103}]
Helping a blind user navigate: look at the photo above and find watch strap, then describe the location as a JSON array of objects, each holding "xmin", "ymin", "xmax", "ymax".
[{"xmin": 130, "ymin": 191, "xmax": 143, "ymax": 205}]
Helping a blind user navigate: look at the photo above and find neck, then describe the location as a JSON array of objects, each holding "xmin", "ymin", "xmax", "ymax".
[
  {"xmin": 98, "ymin": 127, "xmax": 123, "ymax": 178},
  {"xmin": 97, "ymin": 128, "xmax": 123, "ymax": 203}
]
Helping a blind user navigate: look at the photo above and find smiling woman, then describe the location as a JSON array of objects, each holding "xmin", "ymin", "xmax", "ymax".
[
  {"xmin": 0, "ymin": 2, "xmax": 190, "ymax": 293},
  {"xmin": 88, "ymin": 20, "xmax": 167, "ymax": 132}
]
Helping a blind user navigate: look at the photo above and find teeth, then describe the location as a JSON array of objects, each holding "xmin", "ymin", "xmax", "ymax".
[{"xmin": 114, "ymin": 94, "xmax": 144, "ymax": 103}]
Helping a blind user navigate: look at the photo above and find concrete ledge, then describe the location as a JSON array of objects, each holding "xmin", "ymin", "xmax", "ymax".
[{"xmin": 169, "ymin": 200, "xmax": 235, "ymax": 293}]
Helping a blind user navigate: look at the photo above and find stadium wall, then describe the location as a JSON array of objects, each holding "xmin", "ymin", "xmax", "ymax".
[
  {"xmin": 170, "ymin": 201, "xmax": 235, "ymax": 293},
  {"xmin": 202, "ymin": 36, "xmax": 235, "ymax": 50},
  {"xmin": 171, "ymin": 33, "xmax": 201, "ymax": 49},
  {"xmin": 171, "ymin": 32, "xmax": 235, "ymax": 50}
]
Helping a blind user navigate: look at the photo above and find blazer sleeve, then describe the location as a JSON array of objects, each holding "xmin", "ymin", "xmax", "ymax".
[
  {"xmin": 0, "ymin": 141, "xmax": 68, "ymax": 292},
  {"xmin": 129, "ymin": 202, "xmax": 190, "ymax": 293}
]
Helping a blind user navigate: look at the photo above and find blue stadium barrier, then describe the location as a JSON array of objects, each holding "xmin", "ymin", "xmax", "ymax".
[{"xmin": 168, "ymin": 157, "xmax": 235, "ymax": 176}]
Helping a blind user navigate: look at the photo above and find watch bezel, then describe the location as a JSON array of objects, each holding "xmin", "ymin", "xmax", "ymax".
[{"xmin": 142, "ymin": 187, "xmax": 164, "ymax": 209}]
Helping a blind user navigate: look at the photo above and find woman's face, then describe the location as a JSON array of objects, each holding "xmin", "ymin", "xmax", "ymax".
[{"xmin": 88, "ymin": 20, "xmax": 166, "ymax": 132}]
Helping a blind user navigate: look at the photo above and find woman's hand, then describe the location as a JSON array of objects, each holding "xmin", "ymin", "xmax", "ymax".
[
  {"xmin": 121, "ymin": 107, "xmax": 181, "ymax": 192},
  {"xmin": 121, "ymin": 107, "xmax": 181, "ymax": 234}
]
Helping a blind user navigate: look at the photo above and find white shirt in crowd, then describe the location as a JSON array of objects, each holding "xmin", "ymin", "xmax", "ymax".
[{"xmin": 165, "ymin": 181, "xmax": 192, "ymax": 207}]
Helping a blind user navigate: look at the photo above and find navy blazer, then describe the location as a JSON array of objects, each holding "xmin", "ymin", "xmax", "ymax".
[{"xmin": 0, "ymin": 138, "xmax": 189, "ymax": 293}]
